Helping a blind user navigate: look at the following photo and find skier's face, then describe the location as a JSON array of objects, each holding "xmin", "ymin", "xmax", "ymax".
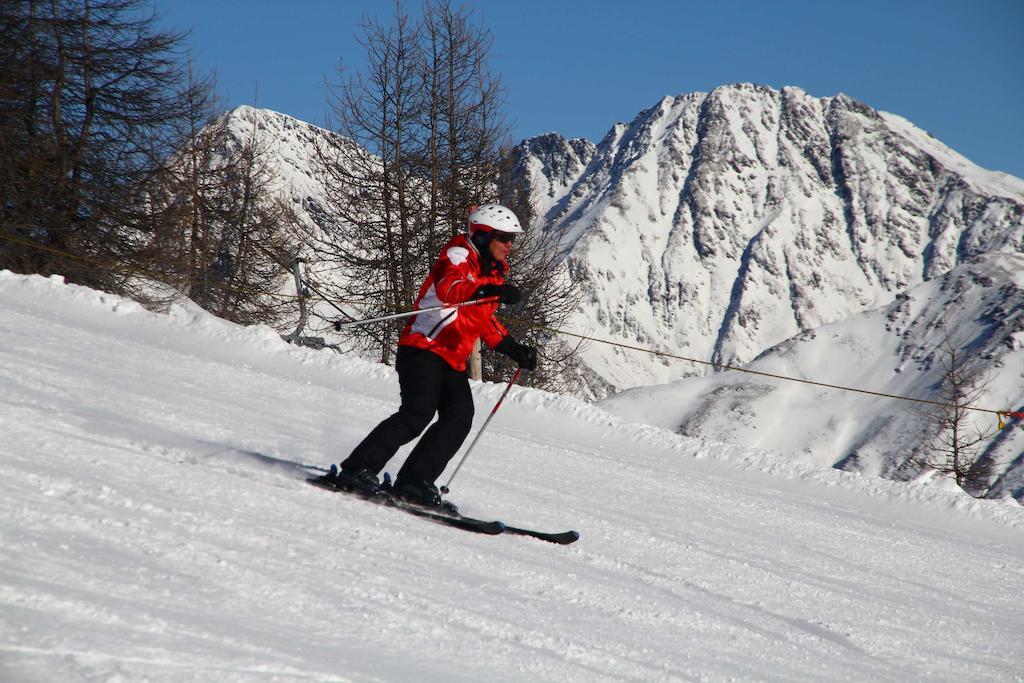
[{"xmin": 489, "ymin": 231, "xmax": 514, "ymax": 262}]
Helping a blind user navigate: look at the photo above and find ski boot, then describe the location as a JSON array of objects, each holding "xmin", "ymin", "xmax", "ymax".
[
  {"xmin": 391, "ymin": 477, "xmax": 459, "ymax": 515},
  {"xmin": 321, "ymin": 464, "xmax": 381, "ymax": 496}
]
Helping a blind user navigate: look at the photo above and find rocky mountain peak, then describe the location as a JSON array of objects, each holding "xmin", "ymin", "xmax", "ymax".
[{"xmin": 512, "ymin": 83, "xmax": 1024, "ymax": 396}]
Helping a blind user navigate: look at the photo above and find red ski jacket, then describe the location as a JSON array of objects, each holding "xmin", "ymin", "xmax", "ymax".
[{"xmin": 399, "ymin": 234, "xmax": 510, "ymax": 371}]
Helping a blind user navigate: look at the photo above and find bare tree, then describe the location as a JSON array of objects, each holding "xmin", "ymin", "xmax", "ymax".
[
  {"xmin": 419, "ymin": 0, "xmax": 507, "ymax": 240},
  {"xmin": 911, "ymin": 328, "xmax": 997, "ymax": 494},
  {"xmin": 312, "ymin": 0, "xmax": 584, "ymax": 392},
  {"xmin": 0, "ymin": 0, "xmax": 206, "ymax": 293},
  {"xmin": 203, "ymin": 111, "xmax": 299, "ymax": 326},
  {"xmin": 142, "ymin": 60, "xmax": 222, "ymax": 305},
  {"xmin": 313, "ymin": 2, "xmax": 428, "ymax": 363},
  {"xmin": 148, "ymin": 104, "xmax": 300, "ymax": 327}
]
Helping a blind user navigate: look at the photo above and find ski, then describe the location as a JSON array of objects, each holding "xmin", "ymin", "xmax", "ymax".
[
  {"xmin": 388, "ymin": 495, "xmax": 507, "ymax": 535},
  {"xmin": 307, "ymin": 476, "xmax": 504, "ymax": 535},
  {"xmin": 306, "ymin": 476, "xmax": 579, "ymax": 544},
  {"xmin": 503, "ymin": 526, "xmax": 580, "ymax": 545}
]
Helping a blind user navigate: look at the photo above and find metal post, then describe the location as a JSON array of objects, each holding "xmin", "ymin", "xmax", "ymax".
[
  {"xmin": 289, "ymin": 256, "xmax": 309, "ymax": 338},
  {"xmin": 281, "ymin": 257, "xmax": 326, "ymax": 349}
]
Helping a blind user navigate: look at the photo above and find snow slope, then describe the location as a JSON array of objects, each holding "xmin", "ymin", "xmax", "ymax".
[{"xmin": 2, "ymin": 271, "xmax": 1023, "ymax": 682}]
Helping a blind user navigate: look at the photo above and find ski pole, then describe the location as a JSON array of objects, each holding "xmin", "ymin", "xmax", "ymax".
[
  {"xmin": 333, "ymin": 296, "xmax": 500, "ymax": 330},
  {"xmin": 440, "ymin": 367, "xmax": 522, "ymax": 494}
]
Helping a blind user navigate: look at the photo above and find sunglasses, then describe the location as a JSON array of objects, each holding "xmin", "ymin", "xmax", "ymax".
[{"xmin": 491, "ymin": 232, "xmax": 516, "ymax": 244}]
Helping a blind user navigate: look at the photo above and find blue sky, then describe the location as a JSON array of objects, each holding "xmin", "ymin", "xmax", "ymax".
[{"xmin": 155, "ymin": 0, "xmax": 1024, "ymax": 178}]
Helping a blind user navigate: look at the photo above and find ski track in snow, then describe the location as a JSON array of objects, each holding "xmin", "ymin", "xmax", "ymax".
[{"xmin": 1, "ymin": 271, "xmax": 1023, "ymax": 682}]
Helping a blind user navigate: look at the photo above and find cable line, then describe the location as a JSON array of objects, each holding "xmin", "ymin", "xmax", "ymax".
[{"xmin": 517, "ymin": 321, "xmax": 1022, "ymax": 424}]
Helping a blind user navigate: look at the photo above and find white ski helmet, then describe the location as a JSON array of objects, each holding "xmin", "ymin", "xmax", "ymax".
[{"xmin": 467, "ymin": 204, "xmax": 523, "ymax": 235}]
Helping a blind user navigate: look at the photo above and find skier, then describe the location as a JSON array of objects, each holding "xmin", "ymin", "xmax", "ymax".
[{"xmin": 324, "ymin": 204, "xmax": 538, "ymax": 512}]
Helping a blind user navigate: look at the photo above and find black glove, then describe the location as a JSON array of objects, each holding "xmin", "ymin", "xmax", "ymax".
[
  {"xmin": 494, "ymin": 336, "xmax": 538, "ymax": 370},
  {"xmin": 472, "ymin": 283, "xmax": 521, "ymax": 305}
]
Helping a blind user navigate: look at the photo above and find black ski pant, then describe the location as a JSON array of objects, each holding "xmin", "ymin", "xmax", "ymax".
[{"xmin": 341, "ymin": 346, "xmax": 475, "ymax": 484}]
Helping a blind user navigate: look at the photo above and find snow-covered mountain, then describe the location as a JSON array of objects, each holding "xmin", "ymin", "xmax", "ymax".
[
  {"xmin": 510, "ymin": 83, "xmax": 1024, "ymax": 395},
  {"xmin": 504, "ymin": 84, "xmax": 1024, "ymax": 498},
  {"xmin": 216, "ymin": 90, "xmax": 1024, "ymax": 396},
  {"xmin": 601, "ymin": 252, "xmax": 1024, "ymax": 499},
  {"xmin": 3, "ymin": 270, "xmax": 1023, "ymax": 680},
  {"xmin": 209, "ymin": 89, "xmax": 1024, "ymax": 497},
  {"xmin": 213, "ymin": 105, "xmax": 350, "ymax": 240}
]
